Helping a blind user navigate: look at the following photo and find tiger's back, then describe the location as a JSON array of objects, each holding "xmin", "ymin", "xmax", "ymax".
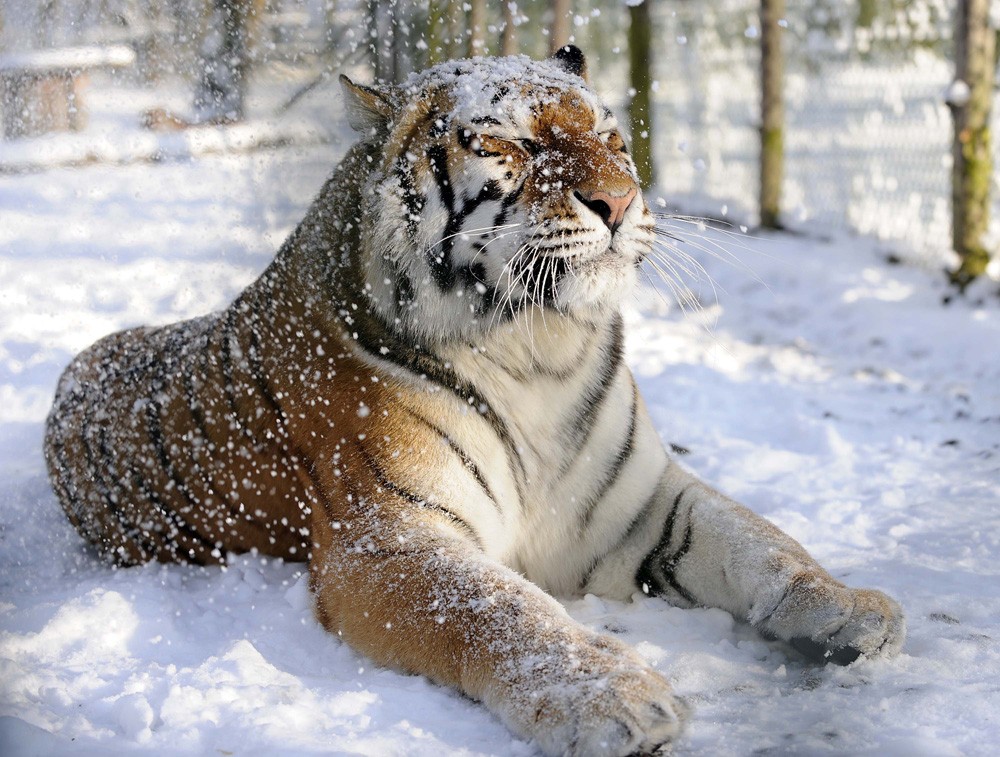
[
  {"xmin": 44, "ymin": 304, "xmax": 314, "ymax": 565},
  {"xmin": 44, "ymin": 139, "xmax": 392, "ymax": 566}
]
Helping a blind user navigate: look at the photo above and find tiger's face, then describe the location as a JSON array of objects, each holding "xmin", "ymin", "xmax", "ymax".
[{"xmin": 344, "ymin": 49, "xmax": 654, "ymax": 341}]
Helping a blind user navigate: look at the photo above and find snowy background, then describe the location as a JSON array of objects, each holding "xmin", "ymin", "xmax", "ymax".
[{"xmin": 2, "ymin": 57, "xmax": 1000, "ymax": 757}]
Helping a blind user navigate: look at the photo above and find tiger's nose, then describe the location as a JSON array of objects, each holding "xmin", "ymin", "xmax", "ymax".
[{"xmin": 574, "ymin": 187, "xmax": 637, "ymax": 233}]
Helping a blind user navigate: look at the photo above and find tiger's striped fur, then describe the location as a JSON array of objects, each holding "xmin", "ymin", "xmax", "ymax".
[{"xmin": 45, "ymin": 48, "xmax": 904, "ymax": 756}]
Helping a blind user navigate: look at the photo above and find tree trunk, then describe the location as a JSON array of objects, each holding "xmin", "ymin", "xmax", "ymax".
[
  {"xmin": 856, "ymin": 0, "xmax": 877, "ymax": 29},
  {"xmin": 468, "ymin": 0, "xmax": 486, "ymax": 57},
  {"xmin": 501, "ymin": 1, "xmax": 518, "ymax": 56},
  {"xmin": 364, "ymin": 0, "xmax": 378, "ymax": 79},
  {"xmin": 367, "ymin": 0, "xmax": 395, "ymax": 84},
  {"xmin": 628, "ymin": 1, "xmax": 654, "ymax": 190},
  {"xmin": 549, "ymin": 0, "xmax": 571, "ymax": 54},
  {"xmin": 446, "ymin": 0, "xmax": 465, "ymax": 60},
  {"xmin": 391, "ymin": 2, "xmax": 407, "ymax": 83},
  {"xmin": 426, "ymin": 0, "xmax": 447, "ymax": 65},
  {"xmin": 193, "ymin": 0, "xmax": 264, "ymax": 123},
  {"xmin": 759, "ymin": 0, "xmax": 785, "ymax": 229},
  {"xmin": 950, "ymin": 0, "xmax": 995, "ymax": 288}
]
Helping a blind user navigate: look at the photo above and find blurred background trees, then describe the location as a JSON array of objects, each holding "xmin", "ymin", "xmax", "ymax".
[
  {"xmin": 0, "ymin": 0, "xmax": 997, "ymax": 289},
  {"xmin": 193, "ymin": 0, "xmax": 266, "ymax": 123}
]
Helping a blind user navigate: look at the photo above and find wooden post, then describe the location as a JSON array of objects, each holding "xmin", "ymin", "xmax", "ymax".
[
  {"xmin": 468, "ymin": 0, "xmax": 486, "ymax": 57},
  {"xmin": 549, "ymin": 0, "xmax": 571, "ymax": 54},
  {"xmin": 628, "ymin": 1, "xmax": 654, "ymax": 190},
  {"xmin": 447, "ymin": 0, "xmax": 465, "ymax": 60},
  {"xmin": 856, "ymin": 0, "xmax": 877, "ymax": 29},
  {"xmin": 759, "ymin": 0, "xmax": 785, "ymax": 229},
  {"xmin": 950, "ymin": 0, "xmax": 995, "ymax": 288},
  {"xmin": 501, "ymin": 1, "xmax": 518, "ymax": 57},
  {"xmin": 426, "ymin": 0, "xmax": 446, "ymax": 65}
]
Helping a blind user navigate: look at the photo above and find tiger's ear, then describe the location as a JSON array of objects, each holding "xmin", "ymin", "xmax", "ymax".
[
  {"xmin": 340, "ymin": 75, "xmax": 394, "ymax": 136},
  {"xmin": 550, "ymin": 45, "xmax": 589, "ymax": 83}
]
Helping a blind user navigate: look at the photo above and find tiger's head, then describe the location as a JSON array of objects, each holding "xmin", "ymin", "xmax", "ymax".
[{"xmin": 341, "ymin": 47, "xmax": 653, "ymax": 342}]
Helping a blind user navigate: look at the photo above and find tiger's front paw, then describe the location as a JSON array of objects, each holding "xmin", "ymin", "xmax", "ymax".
[
  {"xmin": 761, "ymin": 578, "xmax": 905, "ymax": 665},
  {"xmin": 498, "ymin": 634, "xmax": 686, "ymax": 756}
]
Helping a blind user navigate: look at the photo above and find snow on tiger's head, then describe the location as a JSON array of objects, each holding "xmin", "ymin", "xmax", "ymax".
[{"xmin": 341, "ymin": 46, "xmax": 653, "ymax": 342}]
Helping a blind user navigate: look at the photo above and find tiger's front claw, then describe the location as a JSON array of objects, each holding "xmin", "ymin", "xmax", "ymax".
[
  {"xmin": 494, "ymin": 633, "xmax": 687, "ymax": 757},
  {"xmin": 761, "ymin": 578, "xmax": 905, "ymax": 665},
  {"xmin": 788, "ymin": 636, "xmax": 862, "ymax": 666},
  {"xmin": 789, "ymin": 587, "xmax": 905, "ymax": 665}
]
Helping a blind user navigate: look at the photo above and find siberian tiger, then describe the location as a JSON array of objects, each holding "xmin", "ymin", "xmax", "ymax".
[{"xmin": 45, "ymin": 47, "xmax": 904, "ymax": 756}]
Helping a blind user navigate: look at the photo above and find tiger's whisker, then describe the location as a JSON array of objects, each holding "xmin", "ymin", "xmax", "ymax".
[
  {"xmin": 428, "ymin": 222, "xmax": 523, "ymax": 252},
  {"xmin": 652, "ymin": 226, "xmax": 771, "ymax": 293}
]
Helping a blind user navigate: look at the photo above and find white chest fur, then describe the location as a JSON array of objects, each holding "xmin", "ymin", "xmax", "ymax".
[{"xmin": 437, "ymin": 312, "xmax": 669, "ymax": 595}]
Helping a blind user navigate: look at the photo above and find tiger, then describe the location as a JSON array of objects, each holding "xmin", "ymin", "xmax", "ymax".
[{"xmin": 44, "ymin": 46, "xmax": 904, "ymax": 756}]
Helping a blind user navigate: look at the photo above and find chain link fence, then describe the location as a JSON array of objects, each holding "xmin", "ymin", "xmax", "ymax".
[
  {"xmin": 1, "ymin": 0, "xmax": 997, "ymax": 270},
  {"xmin": 652, "ymin": 0, "xmax": 998, "ymax": 270}
]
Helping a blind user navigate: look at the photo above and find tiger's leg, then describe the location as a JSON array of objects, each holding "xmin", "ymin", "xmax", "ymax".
[
  {"xmin": 630, "ymin": 465, "xmax": 905, "ymax": 664},
  {"xmin": 308, "ymin": 466, "xmax": 685, "ymax": 756}
]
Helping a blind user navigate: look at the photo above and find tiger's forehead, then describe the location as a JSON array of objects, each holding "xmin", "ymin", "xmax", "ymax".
[{"xmin": 400, "ymin": 55, "xmax": 605, "ymax": 134}]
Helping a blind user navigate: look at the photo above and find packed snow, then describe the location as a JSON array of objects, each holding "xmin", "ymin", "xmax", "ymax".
[{"xmin": 2, "ymin": 110, "xmax": 999, "ymax": 756}]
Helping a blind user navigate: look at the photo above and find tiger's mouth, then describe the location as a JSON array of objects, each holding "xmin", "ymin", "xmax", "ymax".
[
  {"xmin": 552, "ymin": 233, "xmax": 649, "ymax": 276},
  {"xmin": 567, "ymin": 247, "xmax": 632, "ymax": 269},
  {"xmin": 491, "ymin": 243, "xmax": 638, "ymax": 316}
]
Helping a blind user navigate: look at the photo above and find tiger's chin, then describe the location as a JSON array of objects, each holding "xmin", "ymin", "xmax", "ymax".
[{"xmin": 553, "ymin": 252, "xmax": 639, "ymax": 316}]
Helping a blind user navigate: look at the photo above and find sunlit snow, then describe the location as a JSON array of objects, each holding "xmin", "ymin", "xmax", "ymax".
[{"xmin": 1, "ymin": 70, "xmax": 999, "ymax": 757}]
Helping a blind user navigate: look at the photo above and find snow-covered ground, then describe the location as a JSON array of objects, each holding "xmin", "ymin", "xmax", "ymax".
[{"xmin": 1, "ymin": 125, "xmax": 999, "ymax": 756}]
